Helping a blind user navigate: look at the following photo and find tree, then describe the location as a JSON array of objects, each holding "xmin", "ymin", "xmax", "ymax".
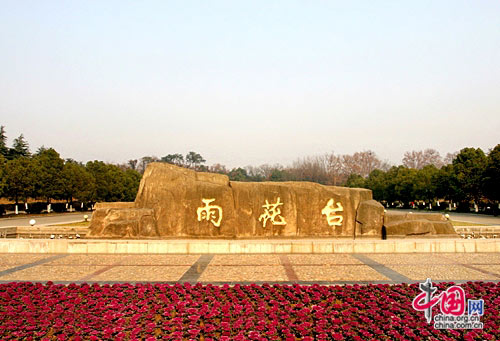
[
  {"xmin": 0, "ymin": 126, "xmax": 8, "ymax": 158},
  {"xmin": 0, "ymin": 155, "xmax": 6, "ymax": 197},
  {"xmin": 61, "ymin": 161, "xmax": 95, "ymax": 203},
  {"xmin": 209, "ymin": 163, "xmax": 228, "ymax": 174},
  {"xmin": 402, "ymin": 149, "xmax": 443, "ymax": 169},
  {"xmin": 228, "ymin": 167, "xmax": 249, "ymax": 181},
  {"xmin": 345, "ymin": 174, "xmax": 366, "ymax": 188},
  {"xmin": 290, "ymin": 156, "xmax": 329, "ymax": 184},
  {"xmin": 365, "ymin": 169, "xmax": 388, "ymax": 201},
  {"xmin": 122, "ymin": 168, "xmax": 142, "ymax": 201},
  {"xmin": 257, "ymin": 164, "xmax": 276, "ymax": 180},
  {"xmin": 324, "ymin": 152, "xmax": 344, "ymax": 185},
  {"xmin": 161, "ymin": 153, "xmax": 184, "ymax": 166},
  {"xmin": 382, "ymin": 166, "xmax": 402, "ymax": 203},
  {"xmin": 138, "ymin": 156, "xmax": 159, "ymax": 173},
  {"xmin": 483, "ymin": 144, "xmax": 500, "ymax": 203},
  {"xmin": 4, "ymin": 157, "xmax": 35, "ymax": 204},
  {"xmin": 433, "ymin": 164, "xmax": 461, "ymax": 203},
  {"xmin": 444, "ymin": 152, "xmax": 458, "ymax": 165},
  {"xmin": 33, "ymin": 148, "xmax": 64, "ymax": 202},
  {"xmin": 451, "ymin": 147, "xmax": 487, "ymax": 204},
  {"xmin": 413, "ymin": 165, "xmax": 439, "ymax": 202},
  {"xmin": 35, "ymin": 146, "xmax": 48, "ymax": 156},
  {"xmin": 244, "ymin": 166, "xmax": 265, "ymax": 181},
  {"xmin": 342, "ymin": 151, "xmax": 383, "ymax": 178},
  {"xmin": 9, "ymin": 134, "xmax": 30, "ymax": 159},
  {"xmin": 185, "ymin": 151, "xmax": 205, "ymax": 169},
  {"xmin": 393, "ymin": 166, "xmax": 418, "ymax": 205},
  {"xmin": 86, "ymin": 161, "xmax": 126, "ymax": 202},
  {"xmin": 269, "ymin": 168, "xmax": 292, "ymax": 182},
  {"xmin": 128, "ymin": 159, "xmax": 138, "ymax": 170},
  {"xmin": 197, "ymin": 165, "xmax": 209, "ymax": 172}
]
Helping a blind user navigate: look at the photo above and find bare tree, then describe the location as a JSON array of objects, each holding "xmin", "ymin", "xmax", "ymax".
[
  {"xmin": 138, "ymin": 156, "xmax": 159, "ymax": 173},
  {"xmin": 402, "ymin": 149, "xmax": 443, "ymax": 169},
  {"xmin": 342, "ymin": 150, "xmax": 382, "ymax": 178},
  {"xmin": 324, "ymin": 152, "xmax": 344, "ymax": 185},
  {"xmin": 258, "ymin": 164, "xmax": 278, "ymax": 180},
  {"xmin": 209, "ymin": 163, "xmax": 228, "ymax": 174},
  {"xmin": 444, "ymin": 151, "xmax": 458, "ymax": 165},
  {"xmin": 245, "ymin": 165, "xmax": 265, "ymax": 179},
  {"xmin": 290, "ymin": 156, "xmax": 329, "ymax": 184},
  {"xmin": 379, "ymin": 160, "xmax": 392, "ymax": 172}
]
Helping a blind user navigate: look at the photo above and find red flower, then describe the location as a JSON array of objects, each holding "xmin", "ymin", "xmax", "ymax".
[{"xmin": 332, "ymin": 332, "xmax": 344, "ymax": 340}]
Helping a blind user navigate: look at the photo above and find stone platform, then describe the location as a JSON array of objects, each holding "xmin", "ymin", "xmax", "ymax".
[
  {"xmin": 0, "ymin": 252, "xmax": 499, "ymax": 285},
  {"xmin": 0, "ymin": 238, "xmax": 498, "ymax": 254}
]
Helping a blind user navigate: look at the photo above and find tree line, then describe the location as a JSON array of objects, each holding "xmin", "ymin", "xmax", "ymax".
[
  {"xmin": 149, "ymin": 147, "xmax": 499, "ymax": 212},
  {"xmin": 346, "ymin": 146, "xmax": 500, "ymax": 211},
  {"xmin": 0, "ymin": 126, "xmax": 141, "ymax": 205},
  {"xmin": 1, "ymin": 125, "xmax": 498, "ymax": 212}
]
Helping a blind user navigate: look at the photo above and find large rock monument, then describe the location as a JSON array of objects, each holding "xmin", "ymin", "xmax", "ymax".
[{"xmin": 88, "ymin": 163, "xmax": 456, "ymax": 239}]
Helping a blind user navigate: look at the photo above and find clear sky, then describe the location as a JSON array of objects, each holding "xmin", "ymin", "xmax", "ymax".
[{"xmin": 1, "ymin": 1, "xmax": 499, "ymax": 168}]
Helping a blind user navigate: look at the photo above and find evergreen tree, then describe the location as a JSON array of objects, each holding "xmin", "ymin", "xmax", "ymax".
[
  {"xmin": 0, "ymin": 155, "xmax": 6, "ymax": 197},
  {"xmin": 365, "ymin": 169, "xmax": 388, "ymax": 201},
  {"xmin": 0, "ymin": 126, "xmax": 8, "ymax": 157},
  {"xmin": 4, "ymin": 157, "xmax": 35, "ymax": 204},
  {"xmin": 62, "ymin": 160, "xmax": 95, "ymax": 202},
  {"xmin": 33, "ymin": 148, "xmax": 64, "ymax": 202},
  {"xmin": 451, "ymin": 147, "xmax": 487, "ymax": 204},
  {"xmin": 10, "ymin": 134, "xmax": 30, "ymax": 159},
  {"xmin": 346, "ymin": 173, "xmax": 366, "ymax": 188},
  {"xmin": 483, "ymin": 144, "xmax": 500, "ymax": 204},
  {"xmin": 122, "ymin": 168, "xmax": 142, "ymax": 201}
]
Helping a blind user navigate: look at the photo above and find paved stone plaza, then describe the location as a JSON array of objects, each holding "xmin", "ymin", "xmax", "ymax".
[{"xmin": 0, "ymin": 253, "xmax": 499, "ymax": 285}]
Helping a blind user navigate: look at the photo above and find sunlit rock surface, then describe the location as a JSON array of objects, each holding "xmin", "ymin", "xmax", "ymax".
[{"xmin": 88, "ymin": 163, "xmax": 455, "ymax": 239}]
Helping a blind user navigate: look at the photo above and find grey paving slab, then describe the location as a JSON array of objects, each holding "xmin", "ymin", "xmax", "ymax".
[
  {"xmin": 178, "ymin": 254, "xmax": 213, "ymax": 282},
  {"xmin": 352, "ymin": 254, "xmax": 411, "ymax": 282},
  {"xmin": 0, "ymin": 254, "xmax": 67, "ymax": 277}
]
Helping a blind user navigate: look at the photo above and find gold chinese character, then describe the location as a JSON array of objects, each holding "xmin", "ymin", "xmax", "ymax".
[
  {"xmin": 259, "ymin": 197, "xmax": 286, "ymax": 228},
  {"xmin": 321, "ymin": 198, "xmax": 344, "ymax": 227},
  {"xmin": 197, "ymin": 198, "xmax": 223, "ymax": 227}
]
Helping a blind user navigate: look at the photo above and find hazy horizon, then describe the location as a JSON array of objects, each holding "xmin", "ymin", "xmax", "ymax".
[{"xmin": 1, "ymin": 1, "xmax": 499, "ymax": 168}]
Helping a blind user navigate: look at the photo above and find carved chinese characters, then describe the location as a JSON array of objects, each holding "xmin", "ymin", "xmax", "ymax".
[
  {"xmin": 195, "ymin": 196, "xmax": 344, "ymax": 229},
  {"xmin": 259, "ymin": 197, "xmax": 286, "ymax": 228},
  {"xmin": 196, "ymin": 198, "xmax": 223, "ymax": 227},
  {"xmin": 321, "ymin": 198, "xmax": 344, "ymax": 227}
]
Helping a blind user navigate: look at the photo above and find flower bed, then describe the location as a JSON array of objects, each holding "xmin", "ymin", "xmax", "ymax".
[{"xmin": 0, "ymin": 282, "xmax": 498, "ymax": 340}]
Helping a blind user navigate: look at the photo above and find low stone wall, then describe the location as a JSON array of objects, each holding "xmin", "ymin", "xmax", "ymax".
[
  {"xmin": 94, "ymin": 202, "xmax": 135, "ymax": 209},
  {"xmin": 0, "ymin": 238, "xmax": 497, "ymax": 254},
  {"xmin": 0, "ymin": 226, "xmax": 89, "ymax": 239}
]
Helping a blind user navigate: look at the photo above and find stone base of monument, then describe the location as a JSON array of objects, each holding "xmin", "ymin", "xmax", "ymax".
[
  {"xmin": 88, "ymin": 163, "xmax": 457, "ymax": 240},
  {"xmin": 0, "ymin": 226, "xmax": 89, "ymax": 239},
  {"xmin": 0, "ymin": 238, "xmax": 496, "ymax": 254}
]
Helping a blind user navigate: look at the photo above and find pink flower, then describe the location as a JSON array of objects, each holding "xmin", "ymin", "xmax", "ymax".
[{"xmin": 332, "ymin": 333, "xmax": 344, "ymax": 341}]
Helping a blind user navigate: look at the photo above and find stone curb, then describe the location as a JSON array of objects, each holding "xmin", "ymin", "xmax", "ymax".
[{"xmin": 0, "ymin": 238, "xmax": 498, "ymax": 254}]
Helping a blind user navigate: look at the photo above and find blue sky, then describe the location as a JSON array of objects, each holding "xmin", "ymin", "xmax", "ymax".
[{"xmin": 1, "ymin": 1, "xmax": 499, "ymax": 168}]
